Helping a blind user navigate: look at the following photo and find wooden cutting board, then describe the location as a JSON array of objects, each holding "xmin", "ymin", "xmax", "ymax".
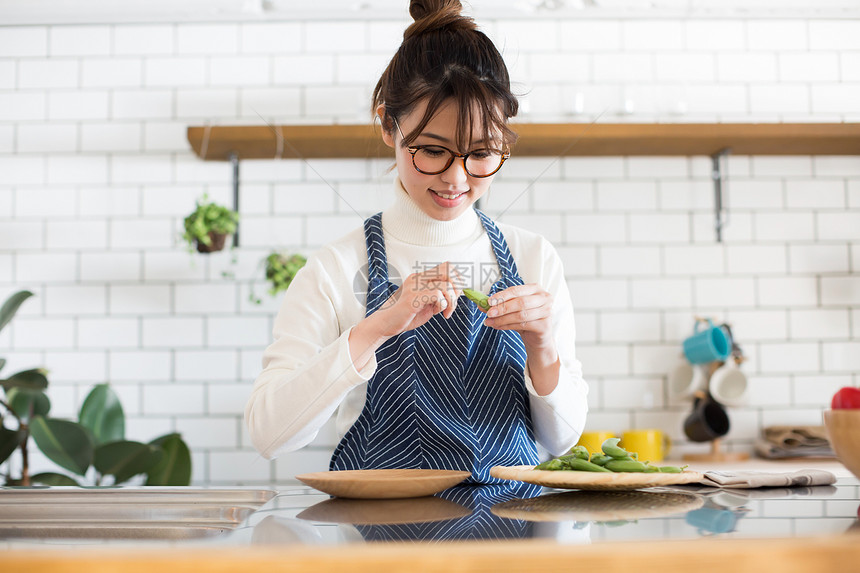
[{"xmin": 490, "ymin": 465, "xmax": 705, "ymax": 490}]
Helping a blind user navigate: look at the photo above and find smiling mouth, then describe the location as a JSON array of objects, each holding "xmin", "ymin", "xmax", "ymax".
[{"xmin": 431, "ymin": 190, "xmax": 468, "ymax": 200}]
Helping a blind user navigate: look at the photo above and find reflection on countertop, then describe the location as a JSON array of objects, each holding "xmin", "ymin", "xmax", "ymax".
[
  {"xmin": 491, "ymin": 489, "xmax": 705, "ymax": 523},
  {"xmin": 236, "ymin": 476, "xmax": 858, "ymax": 547},
  {"xmin": 252, "ymin": 481, "xmax": 577, "ymax": 545},
  {"xmin": 2, "ymin": 475, "xmax": 858, "ymax": 550}
]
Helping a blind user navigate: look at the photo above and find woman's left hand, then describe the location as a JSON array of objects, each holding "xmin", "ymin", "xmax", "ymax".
[{"xmin": 482, "ymin": 283, "xmax": 556, "ymax": 353}]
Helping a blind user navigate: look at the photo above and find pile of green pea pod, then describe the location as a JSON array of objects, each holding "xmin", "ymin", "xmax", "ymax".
[{"xmin": 534, "ymin": 438, "xmax": 688, "ymax": 473}]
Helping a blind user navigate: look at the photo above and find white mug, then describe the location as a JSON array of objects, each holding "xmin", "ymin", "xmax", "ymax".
[
  {"xmin": 709, "ymin": 358, "xmax": 748, "ymax": 407},
  {"xmin": 668, "ymin": 359, "xmax": 708, "ymax": 401}
]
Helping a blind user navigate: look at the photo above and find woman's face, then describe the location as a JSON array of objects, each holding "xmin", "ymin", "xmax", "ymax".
[{"xmin": 381, "ymin": 99, "xmax": 501, "ymax": 222}]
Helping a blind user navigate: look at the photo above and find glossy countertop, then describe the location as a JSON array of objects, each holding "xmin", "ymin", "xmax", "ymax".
[
  {"xmin": 239, "ymin": 480, "xmax": 859, "ymax": 546},
  {"xmin": 2, "ymin": 460, "xmax": 860, "ymax": 573}
]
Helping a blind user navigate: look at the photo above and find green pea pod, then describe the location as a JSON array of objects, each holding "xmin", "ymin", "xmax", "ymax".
[
  {"xmin": 566, "ymin": 458, "xmax": 613, "ymax": 473},
  {"xmin": 601, "ymin": 437, "xmax": 630, "ymax": 459},
  {"xmin": 658, "ymin": 466, "xmax": 684, "ymax": 473},
  {"xmin": 463, "ymin": 288, "xmax": 490, "ymax": 312},
  {"xmin": 642, "ymin": 463, "xmax": 661, "ymax": 473},
  {"xmin": 601, "ymin": 520, "xmax": 632, "ymax": 527},
  {"xmin": 534, "ymin": 458, "xmax": 564, "ymax": 471},
  {"xmin": 568, "ymin": 445, "xmax": 589, "ymax": 460},
  {"xmin": 604, "ymin": 459, "xmax": 648, "ymax": 472},
  {"xmin": 588, "ymin": 453, "xmax": 612, "ymax": 466},
  {"xmin": 555, "ymin": 454, "xmax": 581, "ymax": 469}
]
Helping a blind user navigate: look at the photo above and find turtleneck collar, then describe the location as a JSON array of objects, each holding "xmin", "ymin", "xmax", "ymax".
[{"xmin": 382, "ymin": 178, "xmax": 481, "ymax": 247}]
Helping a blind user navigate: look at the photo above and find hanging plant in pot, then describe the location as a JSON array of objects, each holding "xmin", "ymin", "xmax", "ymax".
[
  {"xmin": 266, "ymin": 252, "xmax": 307, "ymax": 294},
  {"xmin": 249, "ymin": 252, "xmax": 307, "ymax": 304},
  {"xmin": 182, "ymin": 195, "xmax": 239, "ymax": 254}
]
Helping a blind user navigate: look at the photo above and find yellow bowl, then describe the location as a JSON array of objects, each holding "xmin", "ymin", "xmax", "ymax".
[{"xmin": 823, "ymin": 409, "xmax": 860, "ymax": 480}]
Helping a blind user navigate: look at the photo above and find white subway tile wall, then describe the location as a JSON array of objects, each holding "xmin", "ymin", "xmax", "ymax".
[{"xmin": 1, "ymin": 15, "xmax": 858, "ymax": 485}]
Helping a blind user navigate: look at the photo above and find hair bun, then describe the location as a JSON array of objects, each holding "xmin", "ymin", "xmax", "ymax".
[
  {"xmin": 405, "ymin": 0, "xmax": 475, "ymax": 39},
  {"xmin": 409, "ymin": 0, "xmax": 462, "ymax": 21}
]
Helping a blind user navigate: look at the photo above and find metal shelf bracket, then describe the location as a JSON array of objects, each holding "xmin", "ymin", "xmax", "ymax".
[
  {"xmin": 711, "ymin": 148, "xmax": 731, "ymax": 243},
  {"xmin": 230, "ymin": 152, "xmax": 240, "ymax": 248}
]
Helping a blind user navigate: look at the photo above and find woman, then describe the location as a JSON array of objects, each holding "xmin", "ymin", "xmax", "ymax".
[{"xmin": 245, "ymin": 0, "xmax": 588, "ymax": 483}]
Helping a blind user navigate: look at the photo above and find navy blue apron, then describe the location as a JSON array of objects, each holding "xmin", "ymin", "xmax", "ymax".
[{"xmin": 330, "ymin": 209, "xmax": 539, "ymax": 484}]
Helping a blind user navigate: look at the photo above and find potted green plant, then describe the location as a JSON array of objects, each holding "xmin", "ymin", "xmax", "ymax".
[
  {"xmin": 182, "ymin": 195, "xmax": 239, "ymax": 254},
  {"xmin": 0, "ymin": 291, "xmax": 192, "ymax": 486},
  {"xmin": 249, "ymin": 252, "xmax": 307, "ymax": 304}
]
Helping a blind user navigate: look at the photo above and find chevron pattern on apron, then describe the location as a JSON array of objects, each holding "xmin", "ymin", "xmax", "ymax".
[{"xmin": 330, "ymin": 210, "xmax": 539, "ymax": 484}]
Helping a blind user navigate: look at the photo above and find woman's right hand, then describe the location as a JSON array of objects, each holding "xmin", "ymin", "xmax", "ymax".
[{"xmin": 375, "ymin": 261, "xmax": 463, "ymax": 337}]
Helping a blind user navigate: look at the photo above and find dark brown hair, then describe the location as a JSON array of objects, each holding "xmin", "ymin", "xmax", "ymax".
[{"xmin": 373, "ymin": 0, "xmax": 519, "ymax": 151}]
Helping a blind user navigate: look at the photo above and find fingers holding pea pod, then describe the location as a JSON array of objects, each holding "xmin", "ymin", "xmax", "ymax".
[
  {"xmin": 463, "ymin": 288, "xmax": 491, "ymax": 312},
  {"xmin": 376, "ymin": 262, "xmax": 464, "ymax": 336}
]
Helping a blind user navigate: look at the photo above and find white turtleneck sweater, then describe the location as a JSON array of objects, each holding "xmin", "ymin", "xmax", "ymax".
[{"xmin": 245, "ymin": 179, "xmax": 589, "ymax": 461}]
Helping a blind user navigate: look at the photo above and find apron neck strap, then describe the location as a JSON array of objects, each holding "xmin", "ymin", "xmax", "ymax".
[{"xmin": 475, "ymin": 209, "xmax": 521, "ymax": 283}]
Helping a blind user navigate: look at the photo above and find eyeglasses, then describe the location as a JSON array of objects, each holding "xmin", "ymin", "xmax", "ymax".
[{"xmin": 394, "ymin": 119, "xmax": 510, "ymax": 178}]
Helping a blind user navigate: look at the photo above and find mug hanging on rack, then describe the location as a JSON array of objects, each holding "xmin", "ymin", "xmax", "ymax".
[
  {"xmin": 683, "ymin": 319, "xmax": 731, "ymax": 364},
  {"xmin": 708, "ymin": 357, "xmax": 748, "ymax": 407},
  {"xmin": 668, "ymin": 358, "xmax": 708, "ymax": 402},
  {"xmin": 683, "ymin": 391, "xmax": 730, "ymax": 443}
]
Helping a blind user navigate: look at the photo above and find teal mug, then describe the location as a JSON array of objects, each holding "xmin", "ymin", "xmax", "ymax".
[{"xmin": 683, "ymin": 320, "xmax": 731, "ymax": 364}]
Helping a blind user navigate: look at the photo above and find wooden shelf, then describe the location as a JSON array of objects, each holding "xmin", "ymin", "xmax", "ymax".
[
  {"xmin": 187, "ymin": 122, "xmax": 860, "ymax": 161},
  {"xmin": 512, "ymin": 123, "xmax": 860, "ymax": 156},
  {"xmin": 187, "ymin": 124, "xmax": 390, "ymax": 161}
]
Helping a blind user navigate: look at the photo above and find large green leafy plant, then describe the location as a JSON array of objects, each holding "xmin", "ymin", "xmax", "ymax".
[{"xmin": 0, "ymin": 291, "xmax": 191, "ymax": 486}]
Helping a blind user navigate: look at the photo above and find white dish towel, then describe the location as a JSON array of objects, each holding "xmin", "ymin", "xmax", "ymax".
[{"xmin": 700, "ymin": 469, "xmax": 837, "ymax": 488}]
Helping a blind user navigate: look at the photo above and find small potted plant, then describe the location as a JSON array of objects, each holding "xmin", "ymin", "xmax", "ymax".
[
  {"xmin": 182, "ymin": 195, "xmax": 239, "ymax": 254},
  {"xmin": 249, "ymin": 252, "xmax": 307, "ymax": 304},
  {"xmin": 266, "ymin": 252, "xmax": 307, "ymax": 294}
]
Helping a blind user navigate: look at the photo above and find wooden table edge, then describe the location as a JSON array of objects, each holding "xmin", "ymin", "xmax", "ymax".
[{"xmin": 3, "ymin": 534, "xmax": 860, "ymax": 573}]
